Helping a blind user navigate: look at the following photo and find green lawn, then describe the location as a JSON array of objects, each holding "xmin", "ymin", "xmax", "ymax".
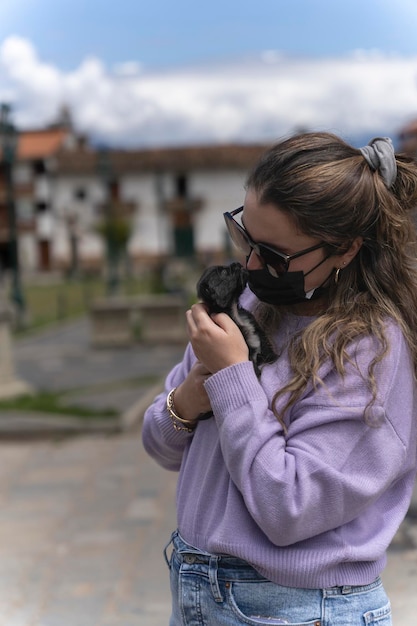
[
  {"xmin": 0, "ymin": 390, "xmax": 118, "ymax": 419},
  {"xmin": 16, "ymin": 275, "xmax": 154, "ymax": 334}
]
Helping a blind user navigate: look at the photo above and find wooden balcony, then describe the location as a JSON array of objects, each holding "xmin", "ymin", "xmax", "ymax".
[{"xmin": 164, "ymin": 196, "xmax": 203, "ymax": 213}]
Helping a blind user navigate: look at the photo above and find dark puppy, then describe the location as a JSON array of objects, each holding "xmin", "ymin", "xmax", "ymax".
[
  {"xmin": 196, "ymin": 263, "xmax": 277, "ymax": 419},
  {"xmin": 197, "ymin": 262, "xmax": 277, "ymax": 376}
]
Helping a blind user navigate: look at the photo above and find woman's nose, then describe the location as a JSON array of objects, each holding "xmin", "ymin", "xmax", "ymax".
[{"xmin": 246, "ymin": 250, "xmax": 263, "ymax": 270}]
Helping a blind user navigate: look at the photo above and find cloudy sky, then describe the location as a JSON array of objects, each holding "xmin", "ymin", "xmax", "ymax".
[{"xmin": 1, "ymin": 0, "xmax": 417, "ymax": 148}]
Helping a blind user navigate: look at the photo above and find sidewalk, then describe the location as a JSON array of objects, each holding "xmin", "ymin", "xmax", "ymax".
[
  {"xmin": 0, "ymin": 317, "xmax": 414, "ymax": 625},
  {"xmin": 0, "ymin": 433, "xmax": 176, "ymax": 626}
]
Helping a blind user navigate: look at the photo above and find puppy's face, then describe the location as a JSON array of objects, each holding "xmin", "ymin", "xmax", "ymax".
[{"xmin": 197, "ymin": 263, "xmax": 248, "ymax": 313}]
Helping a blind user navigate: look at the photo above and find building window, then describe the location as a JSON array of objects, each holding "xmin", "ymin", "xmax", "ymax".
[
  {"xmin": 36, "ymin": 202, "xmax": 48, "ymax": 213},
  {"xmin": 33, "ymin": 160, "xmax": 46, "ymax": 175},
  {"xmin": 74, "ymin": 187, "xmax": 87, "ymax": 201},
  {"xmin": 176, "ymin": 174, "xmax": 188, "ymax": 198}
]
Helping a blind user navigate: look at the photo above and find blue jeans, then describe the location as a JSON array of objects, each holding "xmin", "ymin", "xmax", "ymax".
[{"xmin": 164, "ymin": 531, "xmax": 392, "ymax": 626}]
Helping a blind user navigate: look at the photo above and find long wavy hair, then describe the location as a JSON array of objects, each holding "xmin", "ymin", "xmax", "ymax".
[{"xmin": 246, "ymin": 132, "xmax": 417, "ymax": 426}]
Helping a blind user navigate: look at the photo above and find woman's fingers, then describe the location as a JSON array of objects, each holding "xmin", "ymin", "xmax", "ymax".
[{"xmin": 185, "ymin": 304, "xmax": 249, "ymax": 373}]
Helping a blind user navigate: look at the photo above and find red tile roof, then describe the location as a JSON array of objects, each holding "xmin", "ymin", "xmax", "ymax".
[
  {"xmin": 398, "ymin": 119, "xmax": 417, "ymax": 137},
  {"xmin": 397, "ymin": 119, "xmax": 417, "ymax": 155},
  {"xmin": 56, "ymin": 143, "xmax": 271, "ymax": 175},
  {"xmin": 18, "ymin": 129, "xmax": 69, "ymax": 160}
]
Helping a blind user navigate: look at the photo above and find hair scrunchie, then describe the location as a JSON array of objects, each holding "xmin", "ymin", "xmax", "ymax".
[{"xmin": 359, "ymin": 137, "xmax": 397, "ymax": 188}]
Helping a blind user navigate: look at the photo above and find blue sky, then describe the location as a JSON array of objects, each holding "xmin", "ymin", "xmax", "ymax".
[
  {"xmin": 1, "ymin": 0, "xmax": 417, "ymax": 147},
  {"xmin": 2, "ymin": 0, "xmax": 417, "ymax": 68}
]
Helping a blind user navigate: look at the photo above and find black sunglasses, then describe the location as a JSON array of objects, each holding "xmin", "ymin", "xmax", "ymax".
[{"xmin": 223, "ymin": 206, "xmax": 326, "ymax": 277}]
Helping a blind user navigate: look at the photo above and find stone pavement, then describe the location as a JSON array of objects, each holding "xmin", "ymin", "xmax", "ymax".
[
  {"xmin": 0, "ymin": 432, "xmax": 177, "ymax": 626},
  {"xmin": 0, "ymin": 317, "xmax": 414, "ymax": 625},
  {"xmin": 0, "ymin": 432, "xmax": 415, "ymax": 626}
]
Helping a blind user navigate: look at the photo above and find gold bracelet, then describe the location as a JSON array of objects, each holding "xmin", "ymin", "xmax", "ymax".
[{"xmin": 166, "ymin": 388, "xmax": 196, "ymax": 433}]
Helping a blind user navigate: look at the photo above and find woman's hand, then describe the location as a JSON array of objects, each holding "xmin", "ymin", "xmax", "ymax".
[
  {"xmin": 174, "ymin": 361, "xmax": 212, "ymax": 423},
  {"xmin": 186, "ymin": 303, "xmax": 249, "ymax": 374}
]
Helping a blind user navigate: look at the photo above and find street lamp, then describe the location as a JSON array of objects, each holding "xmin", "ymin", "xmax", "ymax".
[{"xmin": 0, "ymin": 103, "xmax": 25, "ymax": 322}]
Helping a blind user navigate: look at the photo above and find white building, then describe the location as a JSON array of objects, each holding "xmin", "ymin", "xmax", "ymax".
[{"xmin": 13, "ymin": 125, "xmax": 269, "ymax": 275}]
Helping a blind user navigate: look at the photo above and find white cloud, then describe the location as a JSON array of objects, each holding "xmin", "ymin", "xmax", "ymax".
[
  {"xmin": 0, "ymin": 36, "xmax": 63, "ymax": 125},
  {"xmin": 1, "ymin": 35, "xmax": 417, "ymax": 147}
]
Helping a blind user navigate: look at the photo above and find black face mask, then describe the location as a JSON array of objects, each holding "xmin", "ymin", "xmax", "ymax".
[{"xmin": 247, "ymin": 256, "xmax": 332, "ymax": 306}]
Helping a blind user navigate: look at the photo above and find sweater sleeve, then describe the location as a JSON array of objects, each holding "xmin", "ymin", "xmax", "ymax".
[
  {"xmin": 204, "ymin": 329, "xmax": 415, "ymax": 547},
  {"xmin": 141, "ymin": 343, "xmax": 197, "ymax": 471}
]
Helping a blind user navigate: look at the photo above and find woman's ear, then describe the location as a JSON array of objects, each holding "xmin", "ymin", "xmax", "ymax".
[{"xmin": 337, "ymin": 236, "xmax": 363, "ymax": 268}]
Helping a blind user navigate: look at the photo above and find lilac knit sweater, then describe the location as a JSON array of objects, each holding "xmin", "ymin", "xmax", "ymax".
[{"xmin": 142, "ymin": 289, "xmax": 417, "ymax": 588}]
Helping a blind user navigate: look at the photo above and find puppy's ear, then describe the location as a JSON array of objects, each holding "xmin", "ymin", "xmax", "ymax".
[{"xmin": 196, "ymin": 266, "xmax": 215, "ymax": 299}]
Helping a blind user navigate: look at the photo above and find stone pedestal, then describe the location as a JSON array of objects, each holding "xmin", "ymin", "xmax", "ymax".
[
  {"xmin": 133, "ymin": 295, "xmax": 188, "ymax": 344},
  {"xmin": 89, "ymin": 294, "xmax": 188, "ymax": 348},
  {"xmin": 90, "ymin": 298, "xmax": 134, "ymax": 348},
  {"xmin": 0, "ymin": 304, "xmax": 33, "ymax": 399}
]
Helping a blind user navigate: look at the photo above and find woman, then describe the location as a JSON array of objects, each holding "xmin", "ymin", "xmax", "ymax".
[{"xmin": 142, "ymin": 132, "xmax": 417, "ymax": 625}]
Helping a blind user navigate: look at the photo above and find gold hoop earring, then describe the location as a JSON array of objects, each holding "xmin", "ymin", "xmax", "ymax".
[{"xmin": 334, "ymin": 268, "xmax": 341, "ymax": 284}]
